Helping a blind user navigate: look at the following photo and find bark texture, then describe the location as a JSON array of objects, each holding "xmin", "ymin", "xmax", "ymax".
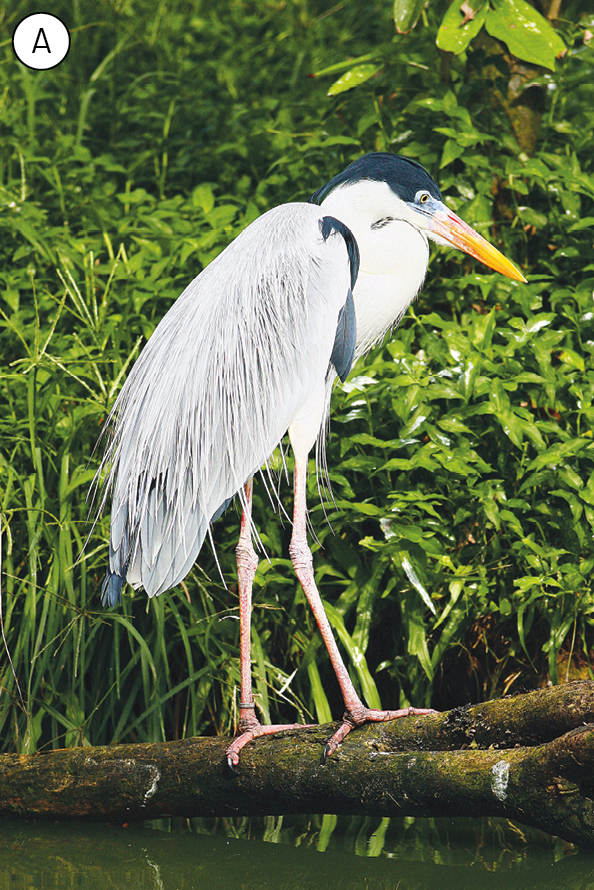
[{"xmin": 1, "ymin": 682, "xmax": 593, "ymax": 847}]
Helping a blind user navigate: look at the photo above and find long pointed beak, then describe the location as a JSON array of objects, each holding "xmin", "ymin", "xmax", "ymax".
[{"xmin": 428, "ymin": 207, "xmax": 526, "ymax": 282}]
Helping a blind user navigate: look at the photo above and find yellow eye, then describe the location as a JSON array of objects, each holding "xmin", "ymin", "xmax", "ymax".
[{"xmin": 419, "ymin": 193, "xmax": 429, "ymax": 204}]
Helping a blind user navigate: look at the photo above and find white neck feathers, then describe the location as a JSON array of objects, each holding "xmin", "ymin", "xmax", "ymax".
[{"xmin": 320, "ymin": 181, "xmax": 430, "ymax": 355}]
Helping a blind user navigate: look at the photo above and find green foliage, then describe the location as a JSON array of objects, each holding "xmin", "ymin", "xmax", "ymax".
[
  {"xmin": 436, "ymin": 0, "xmax": 566, "ymax": 69},
  {"xmin": 484, "ymin": 0, "xmax": 566, "ymax": 70},
  {"xmin": 394, "ymin": 0, "xmax": 567, "ymax": 69},
  {"xmin": 1, "ymin": 0, "xmax": 593, "ymax": 753},
  {"xmin": 327, "ymin": 64, "xmax": 384, "ymax": 97},
  {"xmin": 437, "ymin": 2, "xmax": 489, "ymax": 56},
  {"xmin": 332, "ymin": 1, "xmax": 573, "ymax": 98}
]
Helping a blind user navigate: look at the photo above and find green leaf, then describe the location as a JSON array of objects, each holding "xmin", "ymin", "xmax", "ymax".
[
  {"xmin": 568, "ymin": 217, "xmax": 594, "ymax": 233},
  {"xmin": 485, "ymin": 0, "xmax": 566, "ymax": 71},
  {"xmin": 558, "ymin": 348, "xmax": 585, "ymax": 371},
  {"xmin": 394, "ymin": 0, "xmax": 426, "ymax": 34},
  {"xmin": 310, "ymin": 53, "xmax": 378, "ymax": 78},
  {"xmin": 437, "ymin": 1, "xmax": 488, "ymax": 55},
  {"xmin": 323, "ymin": 601, "xmax": 382, "ymax": 709},
  {"xmin": 327, "ymin": 64, "xmax": 382, "ymax": 96},
  {"xmin": 192, "ymin": 184, "xmax": 215, "ymax": 214},
  {"xmin": 320, "ymin": 136, "xmax": 361, "ymax": 147},
  {"xmin": 525, "ymin": 440, "xmax": 587, "ymax": 473},
  {"xmin": 500, "ymin": 509, "xmax": 524, "ymax": 536},
  {"xmin": 307, "ymin": 660, "xmax": 333, "ymax": 724},
  {"xmin": 401, "ymin": 555, "xmax": 437, "ymax": 615},
  {"xmin": 517, "ymin": 207, "xmax": 548, "ymax": 229},
  {"xmin": 116, "ymin": 187, "xmax": 152, "ymax": 205},
  {"xmin": 440, "ymin": 139, "xmax": 465, "ymax": 168}
]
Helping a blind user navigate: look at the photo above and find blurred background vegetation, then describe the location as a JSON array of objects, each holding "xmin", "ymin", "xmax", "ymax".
[{"xmin": 1, "ymin": 0, "xmax": 593, "ymax": 754}]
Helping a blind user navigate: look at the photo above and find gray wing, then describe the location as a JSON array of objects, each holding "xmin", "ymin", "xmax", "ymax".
[{"xmin": 98, "ymin": 203, "xmax": 357, "ymax": 602}]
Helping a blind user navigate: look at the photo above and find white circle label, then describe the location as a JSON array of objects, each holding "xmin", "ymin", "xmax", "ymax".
[{"xmin": 12, "ymin": 14, "xmax": 70, "ymax": 71}]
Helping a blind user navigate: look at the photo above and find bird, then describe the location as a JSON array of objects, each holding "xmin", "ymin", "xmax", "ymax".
[{"xmin": 96, "ymin": 152, "xmax": 525, "ymax": 767}]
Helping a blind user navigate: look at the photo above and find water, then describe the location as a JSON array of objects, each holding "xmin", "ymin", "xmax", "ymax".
[{"xmin": 1, "ymin": 815, "xmax": 593, "ymax": 889}]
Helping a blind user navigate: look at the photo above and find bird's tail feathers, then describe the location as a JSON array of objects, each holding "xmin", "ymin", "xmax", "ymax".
[{"xmin": 101, "ymin": 570, "xmax": 126, "ymax": 607}]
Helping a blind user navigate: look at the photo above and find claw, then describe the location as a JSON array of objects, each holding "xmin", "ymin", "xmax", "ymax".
[
  {"xmin": 226, "ymin": 720, "xmax": 305, "ymax": 771},
  {"xmin": 322, "ymin": 706, "xmax": 438, "ymax": 762}
]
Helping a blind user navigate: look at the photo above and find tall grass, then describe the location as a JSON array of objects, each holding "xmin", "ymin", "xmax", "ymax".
[{"xmin": 1, "ymin": 0, "xmax": 593, "ymax": 753}]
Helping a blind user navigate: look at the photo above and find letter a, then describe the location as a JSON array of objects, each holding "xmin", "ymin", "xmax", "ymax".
[{"xmin": 32, "ymin": 28, "xmax": 51, "ymax": 53}]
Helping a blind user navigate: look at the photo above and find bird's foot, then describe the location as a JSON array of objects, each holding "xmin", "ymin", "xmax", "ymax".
[
  {"xmin": 226, "ymin": 711, "xmax": 310, "ymax": 772},
  {"xmin": 323, "ymin": 704, "xmax": 438, "ymax": 762}
]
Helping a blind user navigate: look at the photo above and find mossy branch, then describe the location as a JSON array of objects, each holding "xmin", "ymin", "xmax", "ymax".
[{"xmin": 1, "ymin": 682, "xmax": 593, "ymax": 847}]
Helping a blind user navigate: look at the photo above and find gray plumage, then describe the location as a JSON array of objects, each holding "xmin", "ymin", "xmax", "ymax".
[{"xmin": 99, "ymin": 203, "xmax": 356, "ymax": 602}]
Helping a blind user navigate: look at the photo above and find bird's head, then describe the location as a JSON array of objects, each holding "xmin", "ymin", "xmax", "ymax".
[{"xmin": 311, "ymin": 153, "xmax": 526, "ymax": 283}]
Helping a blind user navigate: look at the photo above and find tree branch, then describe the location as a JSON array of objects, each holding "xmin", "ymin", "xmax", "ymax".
[{"xmin": 2, "ymin": 682, "xmax": 593, "ymax": 847}]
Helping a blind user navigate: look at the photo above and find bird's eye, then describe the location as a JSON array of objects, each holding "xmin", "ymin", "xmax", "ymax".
[{"xmin": 418, "ymin": 192, "xmax": 430, "ymax": 205}]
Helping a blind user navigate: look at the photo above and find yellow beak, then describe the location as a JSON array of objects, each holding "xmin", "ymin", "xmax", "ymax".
[{"xmin": 428, "ymin": 207, "xmax": 526, "ymax": 282}]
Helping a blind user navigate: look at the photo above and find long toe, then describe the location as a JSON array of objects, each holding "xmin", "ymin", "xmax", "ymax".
[
  {"xmin": 323, "ymin": 705, "xmax": 438, "ymax": 761},
  {"xmin": 226, "ymin": 721, "xmax": 306, "ymax": 771}
]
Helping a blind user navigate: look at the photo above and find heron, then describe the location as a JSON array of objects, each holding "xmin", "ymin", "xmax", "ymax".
[{"xmin": 97, "ymin": 152, "xmax": 525, "ymax": 767}]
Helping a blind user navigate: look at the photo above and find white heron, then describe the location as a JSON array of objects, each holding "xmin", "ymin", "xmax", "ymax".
[{"xmin": 97, "ymin": 152, "xmax": 525, "ymax": 767}]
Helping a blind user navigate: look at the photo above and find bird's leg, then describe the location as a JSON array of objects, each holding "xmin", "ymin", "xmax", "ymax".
[
  {"xmin": 289, "ymin": 454, "xmax": 437, "ymax": 760},
  {"xmin": 236, "ymin": 480, "xmax": 259, "ymax": 730},
  {"xmin": 226, "ymin": 479, "xmax": 304, "ymax": 770}
]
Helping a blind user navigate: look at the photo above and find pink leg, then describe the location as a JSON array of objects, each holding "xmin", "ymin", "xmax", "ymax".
[
  {"xmin": 226, "ymin": 480, "xmax": 306, "ymax": 770},
  {"xmin": 289, "ymin": 454, "xmax": 437, "ymax": 760}
]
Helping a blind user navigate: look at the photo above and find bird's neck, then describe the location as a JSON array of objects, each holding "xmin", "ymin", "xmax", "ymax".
[
  {"xmin": 320, "ymin": 188, "xmax": 430, "ymax": 355},
  {"xmin": 351, "ymin": 262, "xmax": 425, "ymax": 357}
]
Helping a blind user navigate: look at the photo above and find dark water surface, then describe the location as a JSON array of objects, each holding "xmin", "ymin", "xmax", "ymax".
[{"xmin": 1, "ymin": 815, "xmax": 593, "ymax": 890}]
